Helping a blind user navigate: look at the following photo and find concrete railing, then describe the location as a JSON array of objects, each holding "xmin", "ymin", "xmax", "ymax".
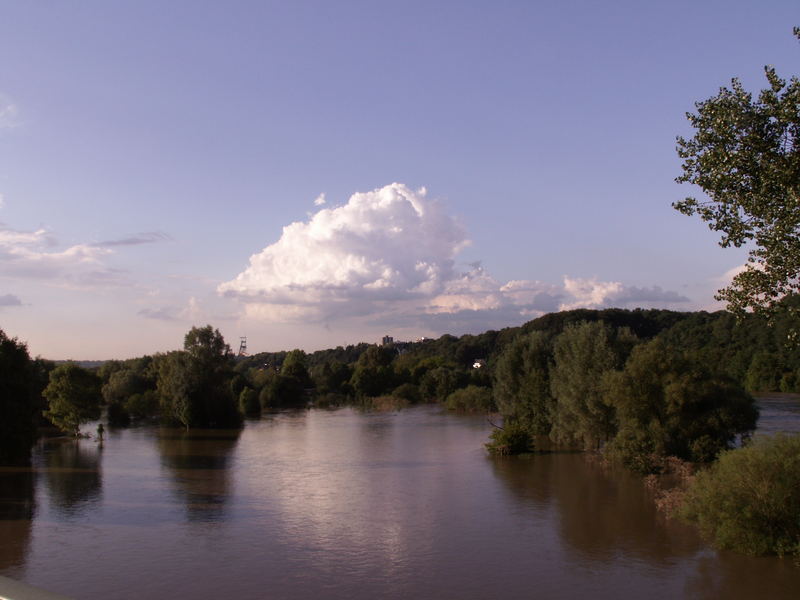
[{"xmin": 0, "ymin": 576, "xmax": 73, "ymax": 600}]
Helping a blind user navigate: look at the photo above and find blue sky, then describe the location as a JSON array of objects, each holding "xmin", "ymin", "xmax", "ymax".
[{"xmin": 0, "ymin": 0, "xmax": 797, "ymax": 359}]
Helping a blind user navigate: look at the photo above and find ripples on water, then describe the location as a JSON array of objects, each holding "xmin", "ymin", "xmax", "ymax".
[{"xmin": 0, "ymin": 398, "xmax": 798, "ymax": 599}]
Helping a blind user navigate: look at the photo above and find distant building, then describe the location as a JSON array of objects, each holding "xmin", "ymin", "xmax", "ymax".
[{"xmin": 382, "ymin": 335, "xmax": 394, "ymax": 346}]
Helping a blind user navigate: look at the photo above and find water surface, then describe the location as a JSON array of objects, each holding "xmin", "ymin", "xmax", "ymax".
[{"xmin": 1, "ymin": 398, "xmax": 798, "ymax": 599}]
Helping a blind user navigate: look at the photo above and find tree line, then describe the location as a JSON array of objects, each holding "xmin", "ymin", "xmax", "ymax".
[
  {"xmin": 1, "ymin": 301, "xmax": 799, "ymax": 556},
  {"xmin": 3, "ymin": 301, "xmax": 799, "ymax": 457}
]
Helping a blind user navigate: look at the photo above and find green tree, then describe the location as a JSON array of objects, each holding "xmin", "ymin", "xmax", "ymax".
[
  {"xmin": 445, "ymin": 385, "xmax": 494, "ymax": 413},
  {"xmin": 350, "ymin": 346, "xmax": 397, "ymax": 398},
  {"xmin": 102, "ymin": 368, "xmax": 145, "ymax": 425},
  {"xmin": 238, "ymin": 387, "xmax": 260, "ymax": 416},
  {"xmin": 0, "ymin": 330, "xmax": 37, "ymax": 460},
  {"xmin": 156, "ymin": 326, "xmax": 241, "ymax": 428},
  {"xmin": 674, "ymin": 28, "xmax": 800, "ymax": 315},
  {"xmin": 604, "ymin": 339, "xmax": 758, "ymax": 471},
  {"xmin": 258, "ymin": 370, "xmax": 305, "ymax": 408},
  {"xmin": 313, "ymin": 360, "xmax": 353, "ymax": 396},
  {"xmin": 281, "ymin": 349, "xmax": 310, "ymax": 386},
  {"xmin": 680, "ymin": 434, "xmax": 800, "ymax": 557},
  {"xmin": 550, "ymin": 322, "xmax": 635, "ymax": 449},
  {"xmin": 43, "ymin": 363, "xmax": 102, "ymax": 435},
  {"xmin": 493, "ymin": 331, "xmax": 554, "ymax": 436}
]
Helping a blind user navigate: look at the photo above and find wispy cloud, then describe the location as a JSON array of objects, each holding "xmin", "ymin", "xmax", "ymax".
[
  {"xmin": 138, "ymin": 297, "xmax": 217, "ymax": 323},
  {"xmin": 138, "ymin": 306, "xmax": 179, "ymax": 321},
  {"xmin": 0, "ymin": 224, "xmax": 126, "ymax": 287},
  {"xmin": 221, "ymin": 183, "xmax": 692, "ymax": 333},
  {"xmin": 91, "ymin": 231, "xmax": 172, "ymax": 248}
]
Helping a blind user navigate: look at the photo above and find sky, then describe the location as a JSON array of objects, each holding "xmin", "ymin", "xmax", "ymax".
[{"xmin": 0, "ymin": 0, "xmax": 798, "ymax": 360}]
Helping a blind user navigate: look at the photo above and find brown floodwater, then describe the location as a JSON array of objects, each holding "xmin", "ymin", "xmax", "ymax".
[{"xmin": 1, "ymin": 398, "xmax": 799, "ymax": 599}]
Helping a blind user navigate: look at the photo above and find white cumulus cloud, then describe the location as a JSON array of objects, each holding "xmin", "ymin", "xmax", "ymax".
[
  {"xmin": 221, "ymin": 183, "xmax": 693, "ymax": 331},
  {"xmin": 219, "ymin": 183, "xmax": 468, "ymax": 320}
]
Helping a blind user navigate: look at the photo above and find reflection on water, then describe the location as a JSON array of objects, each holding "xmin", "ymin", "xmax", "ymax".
[
  {"xmin": 40, "ymin": 439, "xmax": 103, "ymax": 517},
  {"xmin": 490, "ymin": 453, "xmax": 701, "ymax": 563},
  {"xmin": 157, "ymin": 428, "xmax": 241, "ymax": 522},
  {"xmin": 0, "ymin": 398, "xmax": 797, "ymax": 600},
  {"xmin": 754, "ymin": 393, "xmax": 800, "ymax": 435},
  {"xmin": 0, "ymin": 460, "xmax": 35, "ymax": 572}
]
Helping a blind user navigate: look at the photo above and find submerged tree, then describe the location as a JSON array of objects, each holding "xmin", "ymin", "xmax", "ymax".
[
  {"xmin": 549, "ymin": 322, "xmax": 636, "ymax": 449},
  {"xmin": 675, "ymin": 27, "xmax": 800, "ymax": 315},
  {"xmin": 157, "ymin": 326, "xmax": 241, "ymax": 428},
  {"xmin": 604, "ymin": 338, "xmax": 758, "ymax": 472},
  {"xmin": 43, "ymin": 363, "xmax": 102, "ymax": 435},
  {"xmin": 493, "ymin": 331, "xmax": 554, "ymax": 436}
]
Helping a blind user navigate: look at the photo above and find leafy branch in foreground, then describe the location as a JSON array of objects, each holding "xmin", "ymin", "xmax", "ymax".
[{"xmin": 675, "ymin": 27, "xmax": 800, "ymax": 316}]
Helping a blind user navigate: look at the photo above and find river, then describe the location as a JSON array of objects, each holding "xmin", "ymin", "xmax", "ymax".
[{"xmin": 1, "ymin": 396, "xmax": 799, "ymax": 599}]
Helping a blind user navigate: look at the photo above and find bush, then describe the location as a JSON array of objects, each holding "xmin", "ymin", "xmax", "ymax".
[
  {"xmin": 313, "ymin": 392, "xmax": 348, "ymax": 408},
  {"xmin": 239, "ymin": 387, "xmax": 260, "ymax": 416},
  {"xmin": 445, "ymin": 385, "xmax": 495, "ymax": 413},
  {"xmin": 680, "ymin": 434, "xmax": 800, "ymax": 557},
  {"xmin": 485, "ymin": 423, "xmax": 533, "ymax": 456},
  {"xmin": 124, "ymin": 390, "xmax": 159, "ymax": 420},
  {"xmin": 360, "ymin": 395, "xmax": 408, "ymax": 412},
  {"xmin": 392, "ymin": 383, "xmax": 421, "ymax": 404}
]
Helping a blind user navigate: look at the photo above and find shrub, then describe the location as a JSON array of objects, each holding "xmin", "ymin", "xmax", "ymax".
[
  {"xmin": 485, "ymin": 423, "xmax": 533, "ymax": 456},
  {"xmin": 392, "ymin": 383, "xmax": 421, "ymax": 404},
  {"xmin": 445, "ymin": 385, "xmax": 495, "ymax": 413},
  {"xmin": 679, "ymin": 434, "xmax": 800, "ymax": 557},
  {"xmin": 313, "ymin": 392, "xmax": 348, "ymax": 408},
  {"xmin": 124, "ymin": 390, "xmax": 159, "ymax": 420},
  {"xmin": 239, "ymin": 387, "xmax": 260, "ymax": 416}
]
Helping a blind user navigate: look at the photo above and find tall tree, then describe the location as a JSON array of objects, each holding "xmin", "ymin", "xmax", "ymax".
[
  {"xmin": 43, "ymin": 363, "xmax": 102, "ymax": 435},
  {"xmin": 674, "ymin": 28, "xmax": 800, "ymax": 315},
  {"xmin": 0, "ymin": 330, "xmax": 37, "ymax": 460},
  {"xmin": 493, "ymin": 331, "xmax": 555, "ymax": 436},
  {"xmin": 549, "ymin": 322, "xmax": 634, "ymax": 449},
  {"xmin": 157, "ymin": 326, "xmax": 241, "ymax": 428}
]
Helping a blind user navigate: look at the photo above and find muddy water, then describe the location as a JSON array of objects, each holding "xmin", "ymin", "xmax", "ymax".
[{"xmin": 0, "ymin": 399, "xmax": 798, "ymax": 599}]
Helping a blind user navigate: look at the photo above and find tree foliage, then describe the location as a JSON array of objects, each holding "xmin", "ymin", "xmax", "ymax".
[
  {"xmin": 238, "ymin": 387, "xmax": 260, "ymax": 416},
  {"xmin": 43, "ymin": 363, "xmax": 102, "ymax": 435},
  {"xmin": 680, "ymin": 434, "xmax": 800, "ymax": 557},
  {"xmin": 675, "ymin": 28, "xmax": 800, "ymax": 314},
  {"xmin": 0, "ymin": 330, "xmax": 37, "ymax": 459},
  {"xmin": 156, "ymin": 326, "xmax": 241, "ymax": 428},
  {"xmin": 549, "ymin": 322, "xmax": 635, "ymax": 448},
  {"xmin": 604, "ymin": 339, "xmax": 758, "ymax": 471},
  {"xmin": 444, "ymin": 385, "xmax": 494, "ymax": 413},
  {"xmin": 485, "ymin": 422, "xmax": 533, "ymax": 456},
  {"xmin": 493, "ymin": 331, "xmax": 554, "ymax": 436}
]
